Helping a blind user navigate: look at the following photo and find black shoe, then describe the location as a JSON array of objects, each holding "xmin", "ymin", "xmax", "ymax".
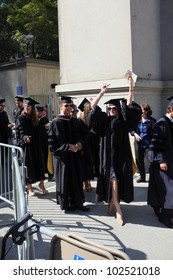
[
  {"xmin": 159, "ymin": 215, "xmax": 173, "ymax": 228},
  {"xmin": 76, "ymin": 205, "xmax": 90, "ymax": 212},
  {"xmin": 152, "ymin": 206, "xmax": 161, "ymax": 217},
  {"xmin": 64, "ymin": 206, "xmax": 76, "ymax": 212},
  {"xmin": 48, "ymin": 176, "xmax": 55, "ymax": 182}
]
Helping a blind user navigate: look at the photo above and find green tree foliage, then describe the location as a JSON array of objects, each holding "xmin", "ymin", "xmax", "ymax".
[
  {"xmin": 0, "ymin": 0, "xmax": 59, "ymax": 62},
  {"xmin": 0, "ymin": 2, "xmax": 17, "ymax": 62}
]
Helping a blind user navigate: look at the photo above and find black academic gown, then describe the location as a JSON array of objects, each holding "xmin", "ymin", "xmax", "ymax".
[
  {"xmin": 78, "ymin": 118, "xmax": 94, "ymax": 182},
  {"xmin": 38, "ymin": 116, "xmax": 49, "ymax": 174},
  {"xmin": 13, "ymin": 107, "xmax": 23, "ymax": 124},
  {"xmin": 87, "ymin": 106, "xmax": 134, "ymax": 203},
  {"xmin": 0, "ymin": 110, "xmax": 11, "ymax": 144},
  {"xmin": 148, "ymin": 116, "xmax": 173, "ymax": 211},
  {"xmin": 15, "ymin": 114, "xmax": 45, "ymax": 184},
  {"xmin": 48, "ymin": 115, "xmax": 85, "ymax": 210},
  {"xmin": 13, "ymin": 107, "xmax": 24, "ymax": 144}
]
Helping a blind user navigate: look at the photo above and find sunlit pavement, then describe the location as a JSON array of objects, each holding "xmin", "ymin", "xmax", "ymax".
[{"xmin": 0, "ymin": 174, "xmax": 173, "ymax": 260}]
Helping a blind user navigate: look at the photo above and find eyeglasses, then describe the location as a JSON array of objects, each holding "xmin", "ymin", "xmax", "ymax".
[
  {"xmin": 108, "ymin": 107, "xmax": 117, "ymax": 110},
  {"xmin": 64, "ymin": 104, "xmax": 73, "ymax": 108}
]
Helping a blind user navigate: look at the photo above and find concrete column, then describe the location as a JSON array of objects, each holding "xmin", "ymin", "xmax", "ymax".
[
  {"xmin": 58, "ymin": 0, "xmax": 132, "ymax": 86},
  {"xmin": 57, "ymin": 0, "xmax": 173, "ymax": 118}
]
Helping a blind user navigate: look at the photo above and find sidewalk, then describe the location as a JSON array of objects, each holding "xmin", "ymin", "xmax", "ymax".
[{"xmin": 0, "ymin": 174, "xmax": 173, "ymax": 260}]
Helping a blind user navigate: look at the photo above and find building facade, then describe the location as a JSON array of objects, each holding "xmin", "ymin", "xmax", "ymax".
[
  {"xmin": 56, "ymin": 0, "xmax": 173, "ymax": 119},
  {"xmin": 0, "ymin": 58, "xmax": 60, "ymax": 121}
]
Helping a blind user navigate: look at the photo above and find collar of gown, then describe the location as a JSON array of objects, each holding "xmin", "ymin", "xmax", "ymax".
[{"xmin": 58, "ymin": 114, "xmax": 71, "ymax": 120}]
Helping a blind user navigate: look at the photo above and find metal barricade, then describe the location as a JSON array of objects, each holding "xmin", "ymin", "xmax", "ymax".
[
  {"xmin": 0, "ymin": 143, "xmax": 56, "ymax": 260},
  {"xmin": 0, "ymin": 143, "xmax": 30, "ymax": 260}
]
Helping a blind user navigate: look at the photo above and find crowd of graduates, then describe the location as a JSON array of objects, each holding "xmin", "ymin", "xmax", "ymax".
[{"xmin": 1, "ymin": 73, "xmax": 173, "ymax": 228}]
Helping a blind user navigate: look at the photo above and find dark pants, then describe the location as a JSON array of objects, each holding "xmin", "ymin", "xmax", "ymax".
[{"xmin": 136, "ymin": 147, "xmax": 150, "ymax": 181}]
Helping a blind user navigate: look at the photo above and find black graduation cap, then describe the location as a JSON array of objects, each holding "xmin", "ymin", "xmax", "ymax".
[
  {"xmin": 15, "ymin": 96, "xmax": 24, "ymax": 102},
  {"xmin": 60, "ymin": 96, "xmax": 73, "ymax": 103},
  {"xmin": 78, "ymin": 98, "xmax": 90, "ymax": 112},
  {"xmin": 104, "ymin": 98, "xmax": 126, "ymax": 107},
  {"xmin": 167, "ymin": 96, "xmax": 173, "ymax": 106},
  {"xmin": 36, "ymin": 104, "xmax": 45, "ymax": 112},
  {"xmin": 0, "ymin": 98, "xmax": 5, "ymax": 104},
  {"xmin": 24, "ymin": 97, "xmax": 39, "ymax": 107}
]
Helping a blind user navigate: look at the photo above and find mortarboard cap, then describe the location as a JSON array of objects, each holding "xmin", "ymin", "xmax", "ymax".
[
  {"xmin": 167, "ymin": 96, "xmax": 173, "ymax": 106},
  {"xmin": 0, "ymin": 98, "xmax": 5, "ymax": 104},
  {"xmin": 60, "ymin": 96, "xmax": 73, "ymax": 103},
  {"xmin": 104, "ymin": 98, "xmax": 126, "ymax": 108},
  {"xmin": 36, "ymin": 104, "xmax": 45, "ymax": 112},
  {"xmin": 24, "ymin": 97, "xmax": 39, "ymax": 107},
  {"xmin": 15, "ymin": 96, "xmax": 24, "ymax": 102},
  {"xmin": 78, "ymin": 98, "xmax": 90, "ymax": 112}
]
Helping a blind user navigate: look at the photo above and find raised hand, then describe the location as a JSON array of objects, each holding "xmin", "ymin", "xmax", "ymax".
[{"xmin": 100, "ymin": 83, "xmax": 110, "ymax": 96}]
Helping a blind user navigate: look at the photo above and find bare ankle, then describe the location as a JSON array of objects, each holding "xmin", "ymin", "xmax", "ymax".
[{"xmin": 28, "ymin": 184, "xmax": 33, "ymax": 191}]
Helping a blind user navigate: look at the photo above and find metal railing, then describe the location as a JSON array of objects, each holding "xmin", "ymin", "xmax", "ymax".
[
  {"xmin": 0, "ymin": 143, "xmax": 57, "ymax": 260},
  {"xmin": 0, "ymin": 143, "xmax": 29, "ymax": 260}
]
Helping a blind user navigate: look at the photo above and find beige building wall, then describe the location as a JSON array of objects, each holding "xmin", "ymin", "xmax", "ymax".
[
  {"xmin": 0, "ymin": 59, "xmax": 60, "ymax": 120},
  {"xmin": 58, "ymin": 0, "xmax": 132, "ymax": 84},
  {"xmin": 131, "ymin": 0, "xmax": 161, "ymax": 80},
  {"xmin": 56, "ymin": 0, "xmax": 173, "ymax": 120},
  {"xmin": 26, "ymin": 60, "xmax": 60, "ymax": 97}
]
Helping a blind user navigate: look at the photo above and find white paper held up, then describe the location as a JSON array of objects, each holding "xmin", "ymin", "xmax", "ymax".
[{"xmin": 125, "ymin": 70, "xmax": 138, "ymax": 86}]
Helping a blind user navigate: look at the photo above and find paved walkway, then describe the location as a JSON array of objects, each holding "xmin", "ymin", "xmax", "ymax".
[{"xmin": 0, "ymin": 174, "xmax": 173, "ymax": 260}]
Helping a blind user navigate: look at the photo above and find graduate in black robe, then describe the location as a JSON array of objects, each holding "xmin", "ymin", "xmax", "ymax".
[
  {"xmin": 15, "ymin": 97, "xmax": 48, "ymax": 196},
  {"xmin": 13, "ymin": 96, "xmax": 24, "ymax": 123},
  {"xmin": 0, "ymin": 99, "xmax": 14, "ymax": 171},
  {"xmin": 148, "ymin": 97, "xmax": 173, "ymax": 228},
  {"xmin": 12, "ymin": 96, "xmax": 24, "ymax": 144},
  {"xmin": 78, "ymin": 98, "xmax": 95, "ymax": 192},
  {"xmin": 87, "ymin": 77, "xmax": 141, "ymax": 225},
  {"xmin": 0, "ymin": 98, "xmax": 13, "ymax": 144},
  {"xmin": 36, "ymin": 104, "xmax": 53, "ymax": 179},
  {"xmin": 48, "ymin": 96, "xmax": 90, "ymax": 212}
]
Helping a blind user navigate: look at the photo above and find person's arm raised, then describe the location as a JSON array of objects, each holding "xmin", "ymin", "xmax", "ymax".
[
  {"xmin": 91, "ymin": 83, "xmax": 110, "ymax": 110},
  {"xmin": 127, "ymin": 75, "xmax": 134, "ymax": 106}
]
